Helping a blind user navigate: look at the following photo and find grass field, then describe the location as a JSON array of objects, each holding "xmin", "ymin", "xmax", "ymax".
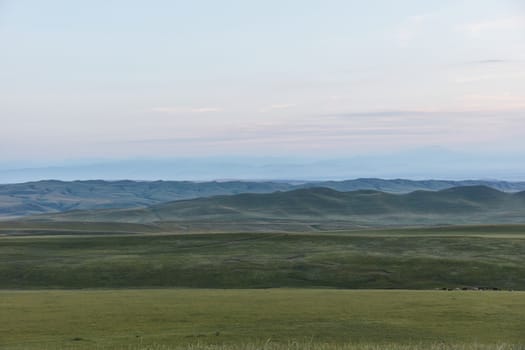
[
  {"xmin": 1, "ymin": 289, "xmax": 524, "ymax": 349},
  {"xmin": 1, "ymin": 225, "xmax": 524, "ymax": 349},
  {"xmin": 1, "ymin": 225, "xmax": 524, "ymax": 289}
]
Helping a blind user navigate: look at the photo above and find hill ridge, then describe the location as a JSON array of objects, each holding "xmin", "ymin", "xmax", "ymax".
[
  {"xmin": 16, "ymin": 185, "xmax": 525, "ymax": 230},
  {"xmin": 2, "ymin": 179, "xmax": 525, "ymax": 219}
]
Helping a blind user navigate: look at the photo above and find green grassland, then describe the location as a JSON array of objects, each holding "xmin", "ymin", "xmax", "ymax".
[
  {"xmin": 1, "ymin": 225, "xmax": 524, "ymax": 349},
  {"xmin": 1, "ymin": 225, "xmax": 524, "ymax": 289},
  {"xmin": 1, "ymin": 289, "xmax": 524, "ymax": 349}
]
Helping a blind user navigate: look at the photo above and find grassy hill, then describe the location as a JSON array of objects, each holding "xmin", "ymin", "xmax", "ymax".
[
  {"xmin": 0, "ymin": 179, "xmax": 291, "ymax": 218},
  {"xmin": 20, "ymin": 186, "xmax": 525, "ymax": 229},
  {"xmin": 2, "ymin": 179, "xmax": 525, "ymax": 218}
]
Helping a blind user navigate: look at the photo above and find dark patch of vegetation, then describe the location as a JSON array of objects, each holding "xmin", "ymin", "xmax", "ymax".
[{"xmin": 1, "ymin": 225, "xmax": 524, "ymax": 290}]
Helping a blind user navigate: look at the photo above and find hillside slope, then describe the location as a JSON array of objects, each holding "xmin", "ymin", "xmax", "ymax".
[
  {"xmin": 22, "ymin": 186, "xmax": 525, "ymax": 229},
  {"xmin": 2, "ymin": 179, "xmax": 525, "ymax": 219}
]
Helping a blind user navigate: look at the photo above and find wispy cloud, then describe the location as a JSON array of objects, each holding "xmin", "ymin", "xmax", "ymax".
[
  {"xmin": 463, "ymin": 16, "xmax": 525, "ymax": 36},
  {"xmin": 151, "ymin": 107, "xmax": 223, "ymax": 114},
  {"xmin": 328, "ymin": 109, "xmax": 437, "ymax": 118},
  {"xmin": 259, "ymin": 103, "xmax": 297, "ymax": 112},
  {"xmin": 466, "ymin": 59, "xmax": 509, "ymax": 65},
  {"xmin": 454, "ymin": 71, "xmax": 525, "ymax": 83},
  {"xmin": 102, "ymin": 105, "xmax": 525, "ymax": 159},
  {"xmin": 460, "ymin": 94, "xmax": 525, "ymax": 110},
  {"xmin": 329, "ymin": 107, "xmax": 525, "ymax": 119}
]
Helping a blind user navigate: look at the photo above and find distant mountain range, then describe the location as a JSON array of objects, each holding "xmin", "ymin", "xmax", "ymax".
[
  {"xmin": 3, "ymin": 149, "xmax": 524, "ymax": 183},
  {"xmin": 13, "ymin": 185, "xmax": 525, "ymax": 231},
  {"xmin": 2, "ymin": 179, "xmax": 525, "ymax": 219}
]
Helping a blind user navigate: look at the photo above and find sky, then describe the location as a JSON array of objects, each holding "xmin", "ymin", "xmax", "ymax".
[{"xmin": 0, "ymin": 1, "xmax": 524, "ymax": 181}]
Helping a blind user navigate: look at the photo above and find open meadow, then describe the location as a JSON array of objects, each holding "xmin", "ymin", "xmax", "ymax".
[
  {"xmin": 1, "ymin": 225, "xmax": 525, "ymax": 289},
  {"xmin": 1, "ymin": 289, "xmax": 525, "ymax": 349},
  {"xmin": 1, "ymin": 225, "xmax": 524, "ymax": 349}
]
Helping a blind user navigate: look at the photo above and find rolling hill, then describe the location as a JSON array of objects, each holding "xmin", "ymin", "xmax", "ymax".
[
  {"xmin": 2, "ymin": 178, "xmax": 525, "ymax": 219},
  {"xmin": 17, "ymin": 186, "xmax": 525, "ymax": 230},
  {"xmin": 0, "ymin": 180, "xmax": 290, "ymax": 218}
]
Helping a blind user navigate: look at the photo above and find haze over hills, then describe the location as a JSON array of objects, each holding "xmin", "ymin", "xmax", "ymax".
[
  {"xmin": 2, "ymin": 149, "xmax": 525, "ymax": 183},
  {"xmin": 2, "ymin": 179, "xmax": 525, "ymax": 219},
  {"xmin": 18, "ymin": 186, "xmax": 525, "ymax": 231},
  {"xmin": 0, "ymin": 180, "xmax": 291, "ymax": 218}
]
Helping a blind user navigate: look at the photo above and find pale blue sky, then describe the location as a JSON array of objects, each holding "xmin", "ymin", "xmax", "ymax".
[{"xmin": 0, "ymin": 1, "xmax": 524, "ymax": 177}]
